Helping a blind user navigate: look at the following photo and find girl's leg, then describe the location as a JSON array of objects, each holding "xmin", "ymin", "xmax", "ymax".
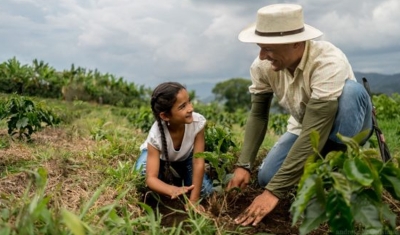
[
  {"xmin": 183, "ymin": 154, "xmax": 213, "ymax": 197},
  {"xmin": 135, "ymin": 149, "xmax": 167, "ymax": 181},
  {"xmin": 257, "ymin": 132, "xmax": 298, "ymax": 187},
  {"xmin": 134, "ymin": 149, "xmax": 148, "ymax": 175},
  {"xmin": 328, "ymin": 79, "xmax": 373, "ymax": 144}
]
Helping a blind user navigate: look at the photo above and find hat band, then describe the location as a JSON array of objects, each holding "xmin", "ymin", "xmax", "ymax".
[{"xmin": 255, "ymin": 27, "xmax": 304, "ymax": 37}]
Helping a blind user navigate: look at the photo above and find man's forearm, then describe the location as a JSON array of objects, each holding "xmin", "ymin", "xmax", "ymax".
[
  {"xmin": 266, "ymin": 99, "xmax": 338, "ymax": 198},
  {"xmin": 237, "ymin": 93, "xmax": 273, "ymax": 169}
]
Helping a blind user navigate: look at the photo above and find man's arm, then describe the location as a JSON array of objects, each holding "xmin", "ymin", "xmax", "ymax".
[
  {"xmin": 266, "ymin": 98, "xmax": 338, "ymax": 198},
  {"xmin": 236, "ymin": 92, "xmax": 273, "ymax": 170}
]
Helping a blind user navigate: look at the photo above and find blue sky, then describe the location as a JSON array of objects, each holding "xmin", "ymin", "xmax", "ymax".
[{"xmin": 1, "ymin": 0, "xmax": 399, "ymax": 89}]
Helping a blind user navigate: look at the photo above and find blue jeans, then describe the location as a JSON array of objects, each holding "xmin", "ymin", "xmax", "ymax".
[
  {"xmin": 135, "ymin": 150, "xmax": 214, "ymax": 197},
  {"xmin": 258, "ymin": 79, "xmax": 373, "ymax": 187}
]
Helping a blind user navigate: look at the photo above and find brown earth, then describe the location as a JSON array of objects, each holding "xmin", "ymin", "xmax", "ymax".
[{"xmin": 143, "ymin": 183, "xmax": 324, "ymax": 234}]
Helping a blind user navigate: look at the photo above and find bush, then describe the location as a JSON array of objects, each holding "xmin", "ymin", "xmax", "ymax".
[{"xmin": 0, "ymin": 95, "xmax": 60, "ymax": 140}]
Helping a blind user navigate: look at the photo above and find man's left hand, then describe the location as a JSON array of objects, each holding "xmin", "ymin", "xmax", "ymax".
[{"xmin": 234, "ymin": 190, "xmax": 279, "ymax": 226}]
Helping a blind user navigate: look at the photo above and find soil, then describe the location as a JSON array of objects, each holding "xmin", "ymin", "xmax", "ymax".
[{"xmin": 143, "ymin": 185, "xmax": 321, "ymax": 234}]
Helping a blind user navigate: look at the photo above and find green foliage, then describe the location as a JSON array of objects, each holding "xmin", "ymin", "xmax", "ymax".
[
  {"xmin": 196, "ymin": 122, "xmax": 237, "ymax": 192},
  {"xmin": 0, "ymin": 57, "xmax": 151, "ymax": 107},
  {"xmin": 211, "ymin": 78, "xmax": 252, "ymax": 113},
  {"xmin": 126, "ymin": 106, "xmax": 154, "ymax": 133},
  {"xmin": 291, "ymin": 131, "xmax": 400, "ymax": 235},
  {"xmin": 269, "ymin": 113, "xmax": 289, "ymax": 135},
  {"xmin": 0, "ymin": 95, "xmax": 60, "ymax": 140},
  {"xmin": 0, "ymin": 168, "xmax": 64, "ymax": 235},
  {"xmin": 373, "ymin": 93, "xmax": 400, "ymax": 120},
  {"xmin": 204, "ymin": 121, "xmax": 236, "ymax": 153},
  {"xmin": 195, "ymin": 102, "xmax": 247, "ymax": 128}
]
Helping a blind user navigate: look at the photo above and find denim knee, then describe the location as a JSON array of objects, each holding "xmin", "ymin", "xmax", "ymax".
[
  {"xmin": 135, "ymin": 149, "xmax": 148, "ymax": 175},
  {"xmin": 257, "ymin": 132, "xmax": 298, "ymax": 187},
  {"xmin": 201, "ymin": 174, "xmax": 214, "ymax": 197},
  {"xmin": 329, "ymin": 79, "xmax": 372, "ymax": 143}
]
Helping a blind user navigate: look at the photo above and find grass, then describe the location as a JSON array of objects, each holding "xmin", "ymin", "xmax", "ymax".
[{"xmin": 0, "ymin": 93, "xmax": 399, "ymax": 234}]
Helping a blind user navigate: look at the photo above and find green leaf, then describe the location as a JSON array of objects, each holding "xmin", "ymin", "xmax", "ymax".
[
  {"xmin": 337, "ymin": 133, "xmax": 359, "ymax": 154},
  {"xmin": 62, "ymin": 209, "xmax": 85, "ymax": 235},
  {"xmin": 298, "ymin": 199, "xmax": 327, "ymax": 235},
  {"xmin": 331, "ymin": 172, "xmax": 352, "ymax": 205},
  {"xmin": 326, "ymin": 191, "xmax": 354, "ymax": 233},
  {"xmin": 310, "ymin": 130, "xmax": 320, "ymax": 152},
  {"xmin": 326, "ymin": 151, "xmax": 346, "ymax": 168},
  {"xmin": 367, "ymin": 158, "xmax": 383, "ymax": 197},
  {"xmin": 381, "ymin": 204, "xmax": 396, "ymax": 228},
  {"xmin": 352, "ymin": 129, "xmax": 371, "ymax": 145},
  {"xmin": 290, "ymin": 175, "xmax": 317, "ymax": 224},
  {"xmin": 343, "ymin": 158, "xmax": 373, "ymax": 186},
  {"xmin": 351, "ymin": 192, "xmax": 382, "ymax": 229},
  {"xmin": 381, "ymin": 175, "xmax": 400, "ymax": 200},
  {"xmin": 380, "ymin": 164, "xmax": 400, "ymax": 200},
  {"xmin": 16, "ymin": 117, "xmax": 28, "ymax": 128},
  {"xmin": 298, "ymin": 157, "xmax": 320, "ymax": 190}
]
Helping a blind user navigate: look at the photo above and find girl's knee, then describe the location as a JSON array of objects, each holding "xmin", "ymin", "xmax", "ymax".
[{"xmin": 201, "ymin": 175, "xmax": 214, "ymax": 196}]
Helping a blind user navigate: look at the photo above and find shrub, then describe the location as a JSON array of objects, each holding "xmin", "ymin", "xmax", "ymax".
[
  {"xmin": 0, "ymin": 95, "xmax": 60, "ymax": 140},
  {"xmin": 291, "ymin": 130, "xmax": 400, "ymax": 234}
]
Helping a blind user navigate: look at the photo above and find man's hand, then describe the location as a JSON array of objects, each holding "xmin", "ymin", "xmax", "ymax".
[
  {"xmin": 226, "ymin": 167, "xmax": 251, "ymax": 191},
  {"xmin": 234, "ymin": 190, "xmax": 279, "ymax": 226}
]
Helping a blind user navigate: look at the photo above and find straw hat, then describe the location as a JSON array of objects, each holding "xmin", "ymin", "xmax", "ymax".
[{"xmin": 238, "ymin": 4, "xmax": 323, "ymax": 44}]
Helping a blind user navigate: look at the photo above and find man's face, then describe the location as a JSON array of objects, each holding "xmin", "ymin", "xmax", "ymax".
[{"xmin": 257, "ymin": 43, "xmax": 296, "ymax": 72}]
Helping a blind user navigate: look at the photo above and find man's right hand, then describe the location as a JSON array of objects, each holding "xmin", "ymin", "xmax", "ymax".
[{"xmin": 226, "ymin": 167, "xmax": 251, "ymax": 191}]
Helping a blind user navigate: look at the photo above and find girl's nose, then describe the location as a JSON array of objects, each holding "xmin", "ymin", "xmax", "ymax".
[{"xmin": 188, "ymin": 103, "xmax": 194, "ymax": 112}]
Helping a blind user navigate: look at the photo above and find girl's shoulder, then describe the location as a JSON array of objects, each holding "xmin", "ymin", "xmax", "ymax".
[
  {"xmin": 191, "ymin": 112, "xmax": 206, "ymax": 133},
  {"xmin": 192, "ymin": 112, "xmax": 206, "ymax": 122}
]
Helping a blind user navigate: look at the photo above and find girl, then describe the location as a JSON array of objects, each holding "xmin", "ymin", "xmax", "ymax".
[{"xmin": 135, "ymin": 82, "xmax": 213, "ymax": 210}]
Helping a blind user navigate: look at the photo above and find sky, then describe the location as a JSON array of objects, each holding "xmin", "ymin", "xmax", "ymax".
[{"xmin": 1, "ymin": 0, "xmax": 399, "ymax": 89}]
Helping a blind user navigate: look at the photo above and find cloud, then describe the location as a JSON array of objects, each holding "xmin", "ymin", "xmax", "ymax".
[{"xmin": 0, "ymin": 0, "xmax": 399, "ymax": 89}]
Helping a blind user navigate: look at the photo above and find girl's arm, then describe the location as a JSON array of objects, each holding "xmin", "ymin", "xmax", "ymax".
[
  {"xmin": 189, "ymin": 127, "xmax": 206, "ymax": 203},
  {"xmin": 146, "ymin": 144, "xmax": 194, "ymax": 198}
]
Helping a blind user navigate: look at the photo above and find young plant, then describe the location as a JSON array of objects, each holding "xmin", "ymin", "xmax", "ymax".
[
  {"xmin": 290, "ymin": 130, "xmax": 400, "ymax": 235},
  {"xmin": 0, "ymin": 95, "xmax": 60, "ymax": 141},
  {"xmin": 196, "ymin": 122, "xmax": 237, "ymax": 189}
]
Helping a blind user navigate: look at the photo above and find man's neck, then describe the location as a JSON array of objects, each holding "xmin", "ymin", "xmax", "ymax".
[{"xmin": 287, "ymin": 42, "xmax": 306, "ymax": 76}]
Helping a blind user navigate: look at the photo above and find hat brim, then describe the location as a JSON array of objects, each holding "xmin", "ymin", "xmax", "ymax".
[{"xmin": 238, "ymin": 23, "xmax": 323, "ymax": 44}]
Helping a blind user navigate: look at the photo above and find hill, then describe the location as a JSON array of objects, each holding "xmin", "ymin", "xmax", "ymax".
[
  {"xmin": 354, "ymin": 72, "xmax": 400, "ymax": 95},
  {"xmin": 189, "ymin": 72, "xmax": 400, "ymax": 101}
]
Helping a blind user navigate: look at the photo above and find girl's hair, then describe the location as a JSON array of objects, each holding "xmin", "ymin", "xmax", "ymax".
[{"xmin": 150, "ymin": 82, "xmax": 186, "ymax": 183}]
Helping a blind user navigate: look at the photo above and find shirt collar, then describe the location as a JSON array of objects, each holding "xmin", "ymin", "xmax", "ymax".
[{"xmin": 296, "ymin": 40, "xmax": 310, "ymax": 72}]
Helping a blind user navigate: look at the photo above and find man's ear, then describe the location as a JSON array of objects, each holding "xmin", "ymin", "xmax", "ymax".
[{"xmin": 159, "ymin": 112, "xmax": 169, "ymax": 122}]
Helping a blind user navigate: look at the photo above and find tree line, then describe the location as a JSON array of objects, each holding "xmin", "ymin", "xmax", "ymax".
[{"xmin": 0, "ymin": 57, "xmax": 258, "ymax": 113}]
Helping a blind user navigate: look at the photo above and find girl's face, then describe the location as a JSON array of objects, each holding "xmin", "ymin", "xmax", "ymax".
[{"xmin": 168, "ymin": 89, "xmax": 193, "ymax": 125}]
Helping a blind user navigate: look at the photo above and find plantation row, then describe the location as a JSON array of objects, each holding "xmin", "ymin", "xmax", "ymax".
[{"xmin": 0, "ymin": 57, "xmax": 151, "ymax": 107}]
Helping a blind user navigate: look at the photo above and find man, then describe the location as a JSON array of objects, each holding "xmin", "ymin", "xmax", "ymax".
[{"xmin": 226, "ymin": 4, "xmax": 373, "ymax": 226}]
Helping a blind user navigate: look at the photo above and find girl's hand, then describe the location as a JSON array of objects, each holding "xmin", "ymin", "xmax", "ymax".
[{"xmin": 170, "ymin": 185, "xmax": 195, "ymax": 199}]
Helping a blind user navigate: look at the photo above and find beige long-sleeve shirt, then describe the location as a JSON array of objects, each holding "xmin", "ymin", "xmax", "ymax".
[
  {"xmin": 239, "ymin": 40, "xmax": 356, "ymax": 198},
  {"xmin": 249, "ymin": 40, "xmax": 355, "ymax": 135}
]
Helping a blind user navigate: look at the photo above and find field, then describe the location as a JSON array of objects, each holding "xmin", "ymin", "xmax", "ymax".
[{"xmin": 1, "ymin": 93, "xmax": 400, "ymax": 235}]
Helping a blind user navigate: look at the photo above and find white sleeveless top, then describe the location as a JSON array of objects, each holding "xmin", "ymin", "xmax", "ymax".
[{"xmin": 139, "ymin": 112, "xmax": 206, "ymax": 162}]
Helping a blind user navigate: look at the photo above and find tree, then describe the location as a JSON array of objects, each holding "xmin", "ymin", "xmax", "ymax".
[{"xmin": 212, "ymin": 78, "xmax": 252, "ymax": 113}]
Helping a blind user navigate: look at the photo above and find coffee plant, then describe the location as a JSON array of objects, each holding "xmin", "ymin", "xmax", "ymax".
[
  {"xmin": 0, "ymin": 95, "xmax": 60, "ymax": 140},
  {"xmin": 291, "ymin": 130, "xmax": 400, "ymax": 235}
]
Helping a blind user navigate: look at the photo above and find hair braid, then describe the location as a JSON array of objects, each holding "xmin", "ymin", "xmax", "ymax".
[{"xmin": 156, "ymin": 117, "xmax": 173, "ymax": 184}]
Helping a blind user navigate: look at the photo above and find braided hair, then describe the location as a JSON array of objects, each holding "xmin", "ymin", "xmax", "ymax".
[{"xmin": 150, "ymin": 82, "xmax": 186, "ymax": 184}]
